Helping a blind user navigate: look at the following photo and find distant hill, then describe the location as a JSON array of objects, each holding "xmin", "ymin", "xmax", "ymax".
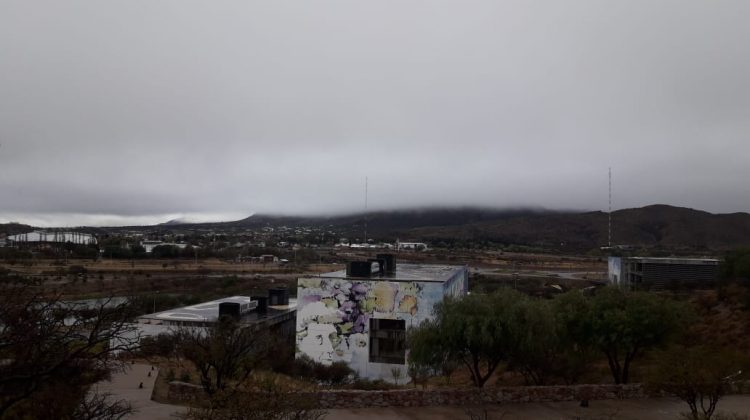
[
  {"xmin": 230, "ymin": 207, "xmax": 552, "ymax": 231},
  {"xmin": 399, "ymin": 205, "xmax": 750, "ymax": 252},
  {"xmin": 227, "ymin": 205, "xmax": 750, "ymax": 252},
  {"xmin": 0, "ymin": 223, "xmax": 34, "ymax": 236}
]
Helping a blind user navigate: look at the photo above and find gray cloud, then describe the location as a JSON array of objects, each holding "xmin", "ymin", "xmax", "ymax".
[{"xmin": 1, "ymin": 0, "xmax": 750, "ymax": 226}]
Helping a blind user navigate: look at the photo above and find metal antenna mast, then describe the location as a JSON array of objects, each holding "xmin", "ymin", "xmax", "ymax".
[
  {"xmin": 608, "ymin": 167, "xmax": 612, "ymax": 248},
  {"xmin": 364, "ymin": 176, "xmax": 368, "ymax": 245}
]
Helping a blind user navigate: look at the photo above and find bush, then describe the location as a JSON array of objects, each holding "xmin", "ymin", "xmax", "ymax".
[
  {"xmin": 137, "ymin": 334, "xmax": 177, "ymax": 359},
  {"xmin": 180, "ymin": 371, "xmax": 192, "ymax": 383},
  {"xmin": 276, "ymin": 355, "xmax": 354, "ymax": 386},
  {"xmin": 314, "ymin": 361, "xmax": 353, "ymax": 386}
]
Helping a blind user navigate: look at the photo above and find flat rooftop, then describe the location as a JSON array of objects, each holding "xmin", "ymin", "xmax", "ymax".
[
  {"xmin": 138, "ymin": 295, "xmax": 296, "ymax": 324},
  {"xmin": 316, "ymin": 263, "xmax": 467, "ymax": 283}
]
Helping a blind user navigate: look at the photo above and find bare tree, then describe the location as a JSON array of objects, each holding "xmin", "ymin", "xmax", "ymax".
[
  {"xmin": 73, "ymin": 391, "xmax": 135, "ymax": 420},
  {"xmin": 0, "ymin": 281, "xmax": 140, "ymax": 418},
  {"xmin": 176, "ymin": 316, "xmax": 269, "ymax": 397}
]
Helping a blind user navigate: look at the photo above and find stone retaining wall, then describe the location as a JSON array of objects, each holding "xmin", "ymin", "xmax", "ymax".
[
  {"xmin": 310, "ymin": 384, "xmax": 646, "ymax": 408},
  {"xmin": 166, "ymin": 382, "xmax": 646, "ymax": 408}
]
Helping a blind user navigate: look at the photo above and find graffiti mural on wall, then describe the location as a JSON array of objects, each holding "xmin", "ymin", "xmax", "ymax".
[{"xmin": 296, "ymin": 277, "xmax": 444, "ymax": 373}]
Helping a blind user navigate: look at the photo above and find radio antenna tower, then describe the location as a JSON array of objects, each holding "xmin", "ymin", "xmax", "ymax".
[{"xmin": 608, "ymin": 167, "xmax": 612, "ymax": 248}]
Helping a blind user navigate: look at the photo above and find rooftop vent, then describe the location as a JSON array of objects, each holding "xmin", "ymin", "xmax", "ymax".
[
  {"xmin": 218, "ymin": 302, "xmax": 241, "ymax": 320},
  {"xmin": 368, "ymin": 258, "xmax": 386, "ymax": 276},
  {"xmin": 268, "ymin": 288, "xmax": 289, "ymax": 306},
  {"xmin": 253, "ymin": 296, "xmax": 268, "ymax": 316},
  {"xmin": 347, "ymin": 261, "xmax": 375, "ymax": 277},
  {"xmin": 376, "ymin": 254, "xmax": 396, "ymax": 273}
]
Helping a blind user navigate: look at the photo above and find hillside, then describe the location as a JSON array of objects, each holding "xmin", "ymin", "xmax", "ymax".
[{"xmin": 401, "ymin": 205, "xmax": 750, "ymax": 252}]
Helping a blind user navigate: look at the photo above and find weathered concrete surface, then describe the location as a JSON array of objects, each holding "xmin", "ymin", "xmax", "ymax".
[
  {"xmin": 94, "ymin": 363, "xmax": 185, "ymax": 420},
  {"xmin": 326, "ymin": 395, "xmax": 750, "ymax": 420}
]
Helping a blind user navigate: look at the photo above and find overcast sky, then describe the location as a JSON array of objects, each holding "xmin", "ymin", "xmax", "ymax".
[{"xmin": 1, "ymin": 1, "xmax": 749, "ymax": 227}]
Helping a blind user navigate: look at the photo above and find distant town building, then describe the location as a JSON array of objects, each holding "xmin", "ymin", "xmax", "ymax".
[
  {"xmin": 295, "ymin": 255, "xmax": 468, "ymax": 382},
  {"xmin": 140, "ymin": 240, "xmax": 163, "ymax": 253},
  {"xmin": 260, "ymin": 254, "xmax": 279, "ymax": 263},
  {"xmin": 608, "ymin": 256, "xmax": 720, "ymax": 291},
  {"xmin": 6, "ymin": 230, "xmax": 97, "ymax": 246},
  {"xmin": 397, "ymin": 242, "xmax": 428, "ymax": 251},
  {"xmin": 140, "ymin": 241, "xmax": 189, "ymax": 253}
]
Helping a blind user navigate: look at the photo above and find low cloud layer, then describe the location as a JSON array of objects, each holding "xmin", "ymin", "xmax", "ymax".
[{"xmin": 2, "ymin": 1, "xmax": 749, "ymax": 226}]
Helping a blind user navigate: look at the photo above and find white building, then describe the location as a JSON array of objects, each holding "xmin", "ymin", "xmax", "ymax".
[
  {"xmin": 140, "ymin": 241, "xmax": 189, "ymax": 253},
  {"xmin": 295, "ymin": 255, "xmax": 468, "ymax": 382},
  {"xmin": 397, "ymin": 242, "xmax": 428, "ymax": 251},
  {"xmin": 6, "ymin": 231, "xmax": 97, "ymax": 246}
]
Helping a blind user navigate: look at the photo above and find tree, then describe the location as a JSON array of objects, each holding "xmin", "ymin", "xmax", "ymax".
[
  {"xmin": 647, "ymin": 346, "xmax": 748, "ymax": 420},
  {"xmin": 177, "ymin": 316, "xmax": 269, "ymax": 396},
  {"xmin": 152, "ymin": 245, "xmax": 181, "ymax": 259},
  {"xmin": 409, "ymin": 289, "xmax": 524, "ymax": 387},
  {"xmin": 561, "ymin": 287, "xmax": 688, "ymax": 384},
  {"xmin": 507, "ymin": 298, "xmax": 594, "ymax": 385},
  {"xmin": 721, "ymin": 248, "xmax": 750, "ymax": 280},
  {"xmin": 0, "ymin": 282, "xmax": 139, "ymax": 418}
]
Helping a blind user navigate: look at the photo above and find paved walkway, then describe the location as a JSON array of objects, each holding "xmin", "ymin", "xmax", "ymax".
[
  {"xmin": 95, "ymin": 363, "xmax": 185, "ymax": 420},
  {"xmin": 326, "ymin": 395, "xmax": 750, "ymax": 419}
]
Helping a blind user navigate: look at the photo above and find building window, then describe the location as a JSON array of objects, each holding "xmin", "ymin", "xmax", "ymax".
[{"xmin": 369, "ymin": 318, "xmax": 406, "ymax": 364}]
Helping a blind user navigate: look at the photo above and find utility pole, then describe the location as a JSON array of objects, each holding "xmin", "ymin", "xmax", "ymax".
[
  {"xmin": 608, "ymin": 167, "xmax": 612, "ymax": 248},
  {"xmin": 364, "ymin": 176, "xmax": 368, "ymax": 246}
]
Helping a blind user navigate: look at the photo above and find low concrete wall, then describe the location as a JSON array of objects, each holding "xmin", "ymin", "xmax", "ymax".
[
  {"xmin": 167, "ymin": 382, "xmax": 645, "ymax": 408},
  {"xmin": 167, "ymin": 381, "xmax": 205, "ymax": 403}
]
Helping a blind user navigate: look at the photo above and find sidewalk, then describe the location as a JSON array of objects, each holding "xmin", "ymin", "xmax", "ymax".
[{"xmin": 95, "ymin": 363, "xmax": 185, "ymax": 420}]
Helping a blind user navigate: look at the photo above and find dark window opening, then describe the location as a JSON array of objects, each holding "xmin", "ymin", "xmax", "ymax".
[{"xmin": 369, "ymin": 318, "xmax": 406, "ymax": 364}]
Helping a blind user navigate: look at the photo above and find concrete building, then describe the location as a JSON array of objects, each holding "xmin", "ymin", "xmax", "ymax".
[
  {"xmin": 128, "ymin": 292, "xmax": 296, "ymax": 345},
  {"xmin": 295, "ymin": 255, "xmax": 468, "ymax": 382},
  {"xmin": 608, "ymin": 256, "xmax": 720, "ymax": 291}
]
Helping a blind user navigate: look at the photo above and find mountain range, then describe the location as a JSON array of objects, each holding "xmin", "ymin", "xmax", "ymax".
[{"xmin": 3, "ymin": 205, "xmax": 750, "ymax": 252}]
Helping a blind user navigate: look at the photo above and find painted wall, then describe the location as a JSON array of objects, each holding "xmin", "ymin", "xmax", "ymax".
[{"xmin": 295, "ymin": 268, "xmax": 468, "ymax": 381}]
